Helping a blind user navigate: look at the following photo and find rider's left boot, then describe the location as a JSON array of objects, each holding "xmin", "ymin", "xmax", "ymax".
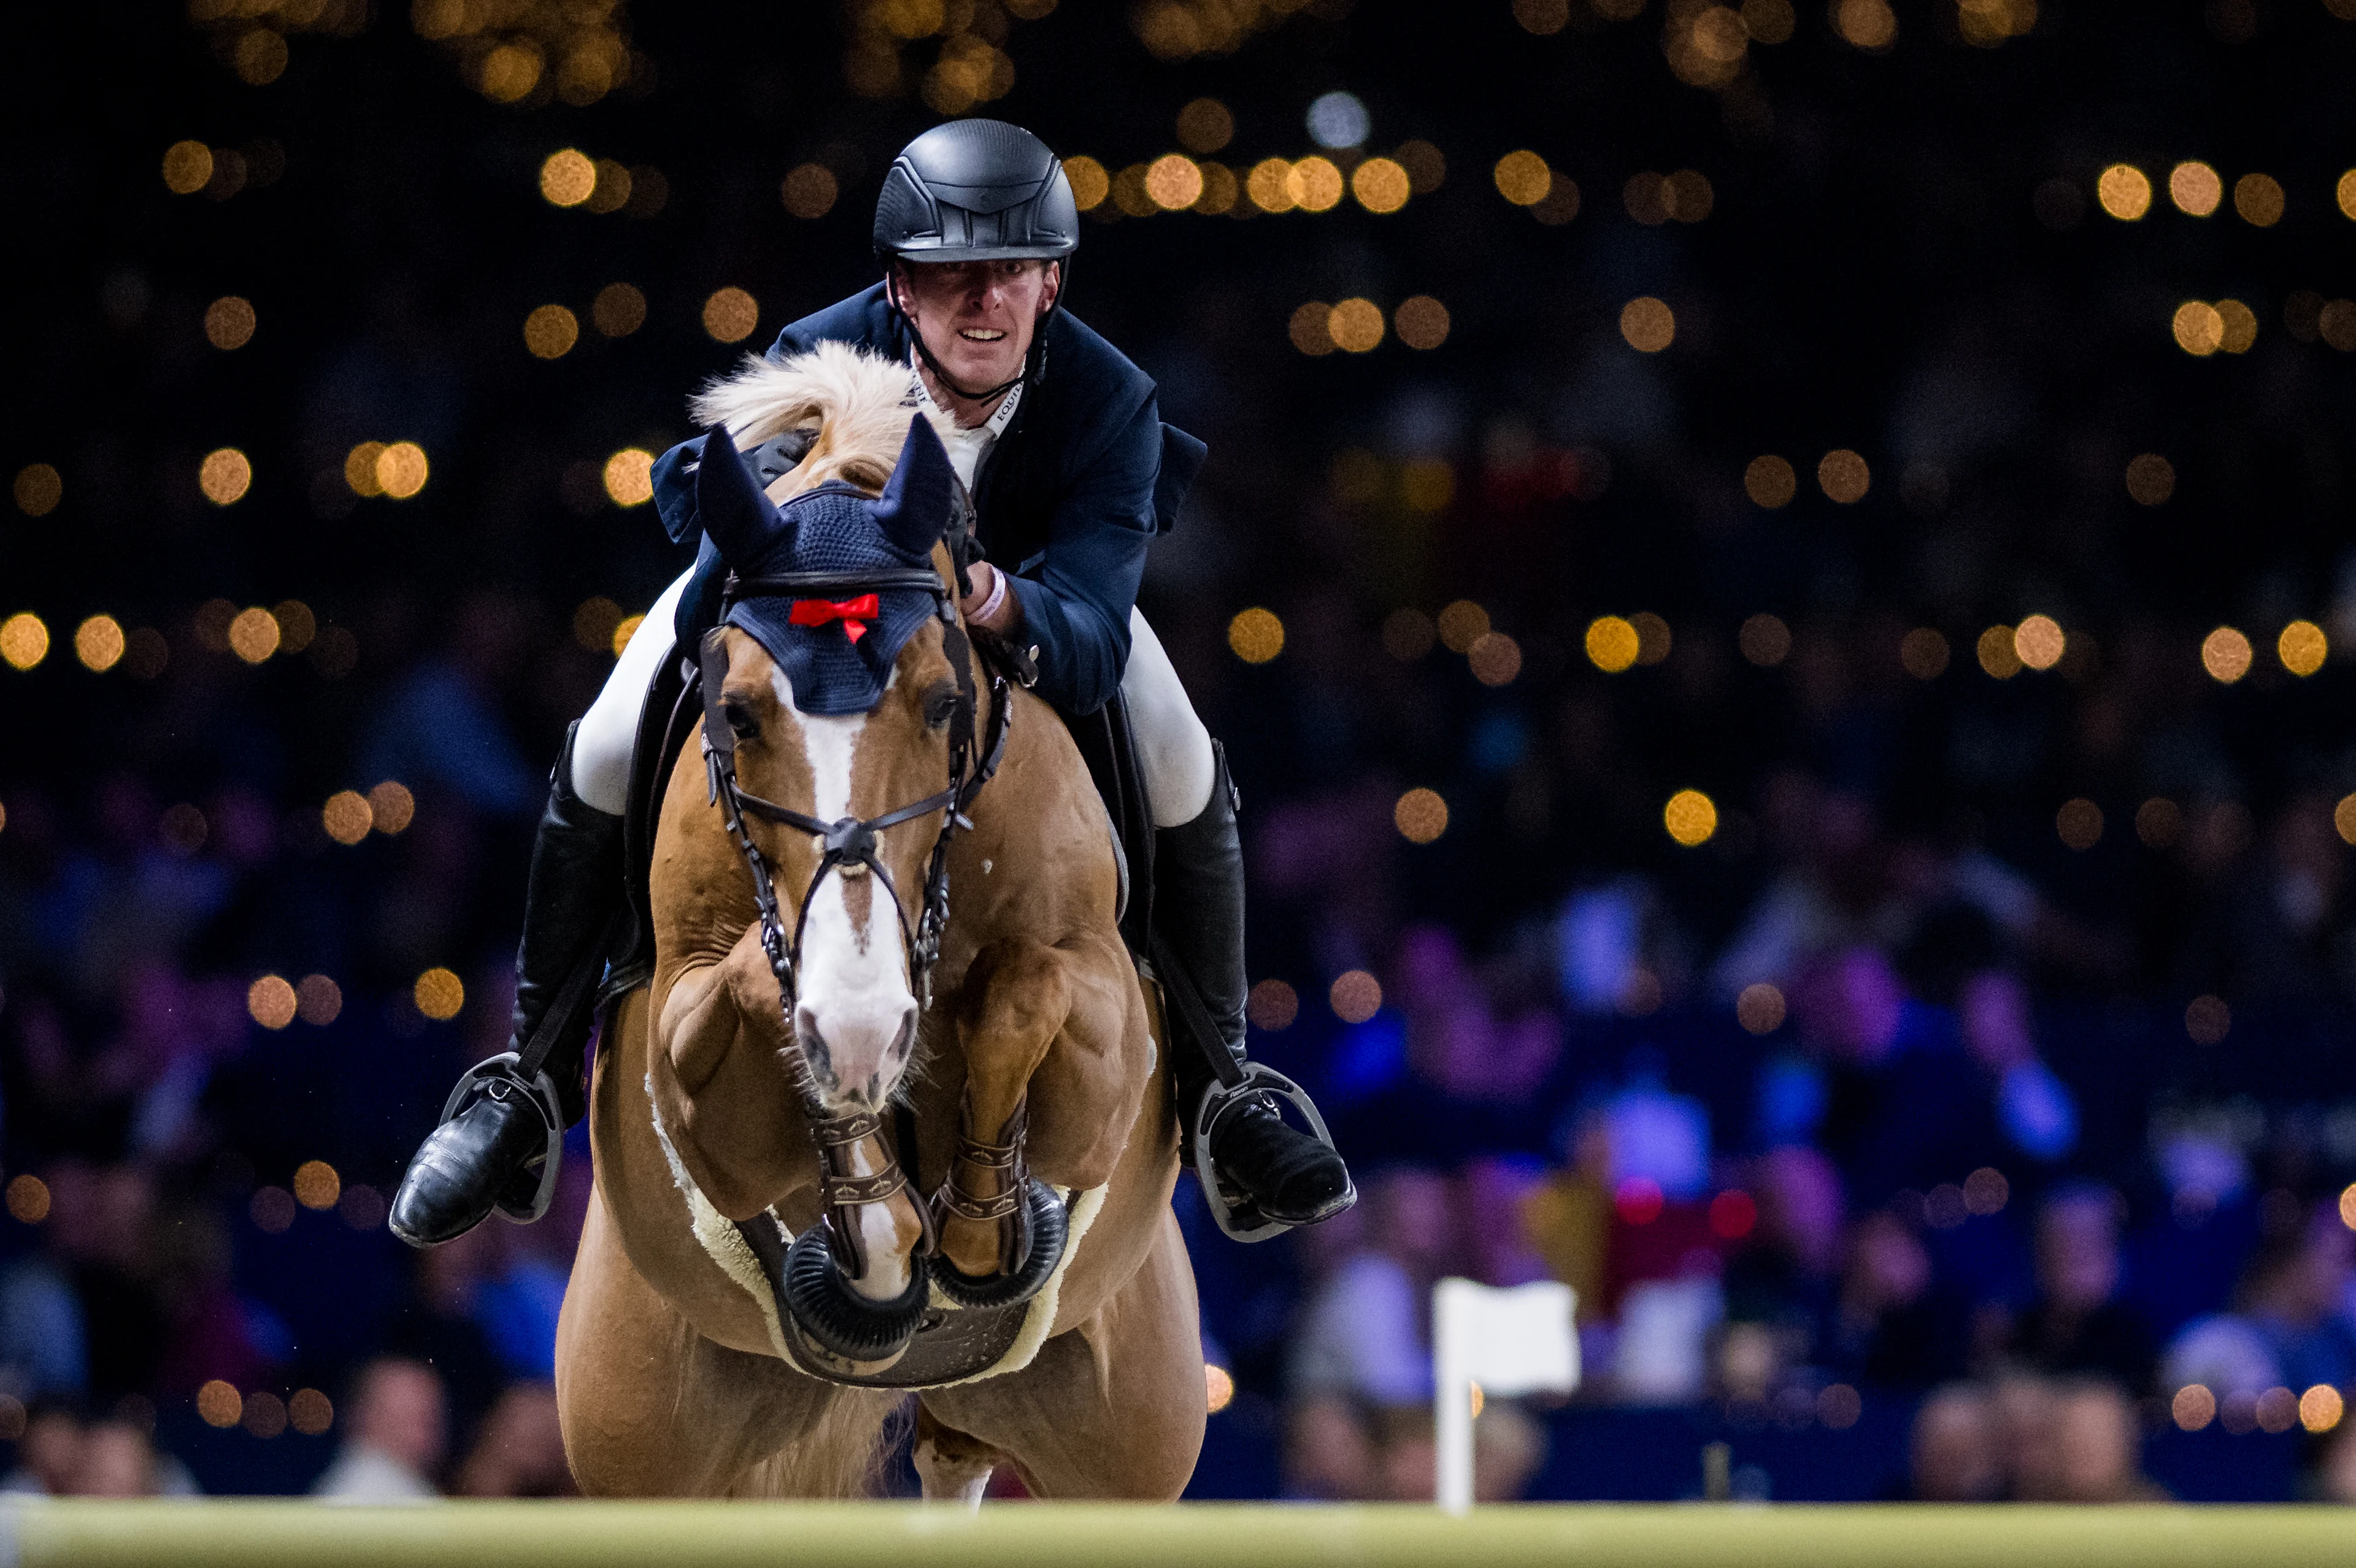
[{"xmin": 1157, "ymin": 742, "xmax": 1355, "ymax": 1230}]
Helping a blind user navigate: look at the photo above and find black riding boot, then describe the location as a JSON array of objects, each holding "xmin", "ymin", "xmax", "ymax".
[
  {"xmin": 390, "ymin": 724, "xmax": 622, "ymax": 1247},
  {"xmin": 1157, "ymin": 743, "xmax": 1354, "ymax": 1236}
]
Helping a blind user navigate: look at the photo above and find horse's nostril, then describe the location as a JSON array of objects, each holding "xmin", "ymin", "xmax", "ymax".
[
  {"xmin": 796, "ymin": 1009, "xmax": 833, "ymax": 1078},
  {"xmin": 891, "ymin": 1009, "xmax": 918, "ymax": 1061}
]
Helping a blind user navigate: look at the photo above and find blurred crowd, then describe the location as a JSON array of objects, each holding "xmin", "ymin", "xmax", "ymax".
[{"xmin": 15, "ymin": 0, "xmax": 2356, "ymax": 1507}]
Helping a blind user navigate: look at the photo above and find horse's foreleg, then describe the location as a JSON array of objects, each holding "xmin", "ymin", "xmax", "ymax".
[
  {"xmin": 939, "ymin": 939, "xmax": 1071, "ymax": 1280},
  {"xmin": 912, "ymin": 1405, "xmax": 1001, "ymax": 1508}
]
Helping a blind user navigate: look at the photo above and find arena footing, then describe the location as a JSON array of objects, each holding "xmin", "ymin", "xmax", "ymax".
[{"xmin": 4, "ymin": 1500, "xmax": 2347, "ymax": 1567}]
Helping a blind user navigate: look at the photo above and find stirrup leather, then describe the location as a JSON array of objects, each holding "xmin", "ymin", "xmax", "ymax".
[
  {"xmin": 437, "ymin": 1051, "xmax": 566, "ymax": 1224},
  {"xmin": 1190, "ymin": 1063, "xmax": 1341, "ymax": 1243}
]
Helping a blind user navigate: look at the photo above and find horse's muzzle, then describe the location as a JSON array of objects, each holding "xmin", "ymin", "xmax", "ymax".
[{"xmin": 797, "ymin": 1000, "xmax": 920, "ymax": 1107}]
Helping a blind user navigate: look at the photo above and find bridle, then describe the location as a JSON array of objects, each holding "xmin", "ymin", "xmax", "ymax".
[{"xmin": 696, "ymin": 556, "xmax": 1011, "ymax": 1274}]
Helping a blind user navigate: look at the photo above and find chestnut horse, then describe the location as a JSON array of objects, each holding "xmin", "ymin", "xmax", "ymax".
[{"xmin": 552, "ymin": 344, "xmax": 1204, "ymax": 1499}]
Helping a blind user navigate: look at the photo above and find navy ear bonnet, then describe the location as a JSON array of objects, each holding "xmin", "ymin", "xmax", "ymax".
[{"xmin": 692, "ymin": 413, "xmax": 955, "ymax": 718}]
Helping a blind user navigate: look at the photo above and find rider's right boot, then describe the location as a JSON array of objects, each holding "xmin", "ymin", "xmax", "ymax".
[{"xmin": 390, "ymin": 724, "xmax": 623, "ymax": 1248}]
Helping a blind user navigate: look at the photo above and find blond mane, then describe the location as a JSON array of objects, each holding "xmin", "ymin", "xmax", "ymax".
[{"xmin": 687, "ymin": 340, "xmax": 955, "ymax": 497}]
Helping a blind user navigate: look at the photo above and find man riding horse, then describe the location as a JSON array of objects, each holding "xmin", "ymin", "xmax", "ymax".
[{"xmin": 392, "ymin": 119, "xmax": 1353, "ymax": 1252}]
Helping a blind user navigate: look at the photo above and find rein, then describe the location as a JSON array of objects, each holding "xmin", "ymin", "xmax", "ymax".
[{"xmin": 696, "ymin": 555, "xmax": 1011, "ymax": 1275}]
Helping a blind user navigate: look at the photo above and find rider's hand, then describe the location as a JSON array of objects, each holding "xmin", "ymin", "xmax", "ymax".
[{"xmin": 960, "ymin": 560, "xmax": 1021, "ymax": 633}]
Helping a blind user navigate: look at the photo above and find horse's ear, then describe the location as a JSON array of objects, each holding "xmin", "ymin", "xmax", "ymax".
[
  {"xmin": 867, "ymin": 414, "xmax": 953, "ymax": 558},
  {"xmin": 695, "ymin": 423, "xmax": 789, "ymax": 567}
]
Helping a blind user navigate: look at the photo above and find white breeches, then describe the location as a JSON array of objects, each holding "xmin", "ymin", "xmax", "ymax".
[{"xmin": 571, "ymin": 569, "xmax": 1216, "ymax": 830}]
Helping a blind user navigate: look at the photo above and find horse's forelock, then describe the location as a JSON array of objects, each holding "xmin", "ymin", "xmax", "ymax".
[{"xmin": 688, "ymin": 340, "xmax": 947, "ymax": 499}]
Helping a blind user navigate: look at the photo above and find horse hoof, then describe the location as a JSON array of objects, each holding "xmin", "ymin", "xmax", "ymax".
[
  {"xmin": 932, "ymin": 1180, "xmax": 1068, "ymax": 1310},
  {"xmin": 781, "ymin": 1227, "xmax": 930, "ymax": 1364}
]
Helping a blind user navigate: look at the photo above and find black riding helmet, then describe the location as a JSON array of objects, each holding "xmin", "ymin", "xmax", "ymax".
[{"xmin": 874, "ymin": 119, "xmax": 1078, "ymax": 402}]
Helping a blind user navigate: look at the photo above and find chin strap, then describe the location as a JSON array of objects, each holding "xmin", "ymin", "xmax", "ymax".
[{"xmin": 886, "ymin": 269, "xmax": 1052, "ymax": 407}]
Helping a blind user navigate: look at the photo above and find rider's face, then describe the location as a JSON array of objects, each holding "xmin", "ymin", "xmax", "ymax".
[{"xmin": 893, "ymin": 258, "xmax": 1060, "ymax": 397}]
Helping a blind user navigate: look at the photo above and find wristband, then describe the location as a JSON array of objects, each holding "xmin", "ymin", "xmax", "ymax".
[{"xmin": 972, "ymin": 567, "xmax": 1010, "ymax": 626}]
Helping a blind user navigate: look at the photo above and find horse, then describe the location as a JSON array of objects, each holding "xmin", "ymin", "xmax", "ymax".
[{"xmin": 552, "ymin": 342, "xmax": 1206, "ymax": 1502}]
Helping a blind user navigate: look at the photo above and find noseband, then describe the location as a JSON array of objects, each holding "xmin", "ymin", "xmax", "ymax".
[{"xmin": 697, "ymin": 562, "xmax": 1011, "ymax": 1274}]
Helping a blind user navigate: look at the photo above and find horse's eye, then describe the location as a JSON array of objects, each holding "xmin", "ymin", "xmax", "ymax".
[
  {"xmin": 724, "ymin": 701, "xmax": 758, "ymax": 741},
  {"xmin": 923, "ymin": 683, "xmax": 960, "ymax": 730}
]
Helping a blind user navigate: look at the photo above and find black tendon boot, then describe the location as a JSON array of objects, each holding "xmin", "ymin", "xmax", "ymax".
[
  {"xmin": 390, "ymin": 724, "xmax": 622, "ymax": 1247},
  {"xmin": 1156, "ymin": 743, "xmax": 1354, "ymax": 1238}
]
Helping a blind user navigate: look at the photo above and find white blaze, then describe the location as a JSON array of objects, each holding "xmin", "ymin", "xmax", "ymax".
[{"xmin": 773, "ymin": 668, "xmax": 918, "ymax": 1117}]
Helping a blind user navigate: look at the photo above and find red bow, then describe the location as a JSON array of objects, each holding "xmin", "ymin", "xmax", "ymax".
[{"xmin": 789, "ymin": 594, "xmax": 880, "ymax": 644}]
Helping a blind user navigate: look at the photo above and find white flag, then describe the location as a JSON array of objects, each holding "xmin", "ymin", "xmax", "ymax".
[{"xmin": 1432, "ymin": 1277, "xmax": 1578, "ymax": 1513}]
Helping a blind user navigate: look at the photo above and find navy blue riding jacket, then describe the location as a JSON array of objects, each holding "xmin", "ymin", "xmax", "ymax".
[{"xmin": 652, "ymin": 283, "xmax": 1205, "ymax": 717}]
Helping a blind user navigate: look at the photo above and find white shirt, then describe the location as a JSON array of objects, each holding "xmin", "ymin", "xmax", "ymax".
[{"xmin": 909, "ymin": 357, "xmax": 1021, "ymax": 494}]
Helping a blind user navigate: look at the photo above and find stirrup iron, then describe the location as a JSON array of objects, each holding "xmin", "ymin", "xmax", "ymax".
[
  {"xmin": 437, "ymin": 1051, "xmax": 566, "ymax": 1224},
  {"xmin": 1190, "ymin": 1062, "xmax": 1341, "ymax": 1244}
]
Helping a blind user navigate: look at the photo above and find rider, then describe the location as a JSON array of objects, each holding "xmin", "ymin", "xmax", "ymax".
[{"xmin": 391, "ymin": 119, "xmax": 1353, "ymax": 1251}]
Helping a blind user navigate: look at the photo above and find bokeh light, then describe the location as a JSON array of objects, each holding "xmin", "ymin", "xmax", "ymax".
[
  {"xmin": 74, "ymin": 616, "xmax": 125, "ymax": 673},
  {"xmin": 345, "ymin": 442, "xmax": 387, "ymax": 497},
  {"xmin": 2201, "ymin": 626, "xmax": 2252, "ymax": 683},
  {"xmin": 1176, "ymin": 99, "xmax": 1233, "ymax": 154},
  {"xmin": 703, "ymin": 288, "xmax": 759, "ymax": 343},
  {"xmin": 1745, "ymin": 455, "xmax": 1796, "ymax": 508},
  {"xmin": 1063, "ymin": 156, "xmax": 1109, "ymax": 211},
  {"xmin": 162, "ymin": 140, "xmax": 215, "ymax": 194},
  {"xmin": 2169, "ymin": 161, "xmax": 2222, "ymax": 216},
  {"xmin": 1438, "ymin": 601, "xmax": 1490, "ymax": 653},
  {"xmin": 592, "ymin": 283, "xmax": 646, "ymax": 337},
  {"xmin": 1204, "ymin": 1363, "xmax": 1236, "ymax": 1413},
  {"xmin": 3, "ymin": 613, "xmax": 52, "ymax": 672},
  {"xmin": 2096, "ymin": 163, "xmax": 2152, "ymax": 220},
  {"xmin": 2124, "ymin": 453, "xmax": 2175, "ymax": 505},
  {"xmin": 1328, "ymin": 298, "xmax": 1385, "ymax": 353},
  {"xmin": 322, "ymin": 790, "xmax": 373, "ymax": 845},
  {"xmin": 1619, "ymin": 296, "xmax": 1675, "ymax": 353},
  {"xmin": 1468, "ymin": 631, "xmax": 1523, "ymax": 686},
  {"xmin": 1736, "ymin": 983, "xmax": 1785, "ymax": 1034},
  {"xmin": 1245, "ymin": 978, "xmax": 1298, "ymax": 1031},
  {"xmin": 781, "ymin": 163, "xmax": 838, "ymax": 219},
  {"xmin": 1145, "ymin": 154, "xmax": 1203, "ymax": 211},
  {"xmin": 1977, "ymin": 626, "xmax": 2023, "ymax": 679},
  {"xmin": 2300, "ymin": 1385, "xmax": 2343, "ymax": 1434},
  {"xmin": 611, "ymin": 615, "xmax": 644, "ymax": 656},
  {"xmin": 1288, "ymin": 301, "xmax": 1334, "ymax": 355},
  {"xmin": 368, "ymin": 781, "xmax": 415, "ymax": 834},
  {"xmin": 204, "ymin": 296, "xmax": 257, "ymax": 350},
  {"xmin": 1586, "ymin": 616, "xmax": 1640, "ymax": 672},
  {"xmin": 2173, "ymin": 1384, "xmax": 2217, "ymax": 1431},
  {"xmin": 1287, "ymin": 156, "xmax": 1344, "ymax": 212},
  {"xmin": 1493, "ymin": 150, "xmax": 1552, "ymax": 206},
  {"xmin": 1394, "ymin": 787, "xmax": 1449, "ymax": 844},
  {"xmin": 1247, "ymin": 159, "xmax": 1295, "ymax": 213},
  {"xmin": 1739, "ymin": 613, "xmax": 1792, "ymax": 667},
  {"xmin": 2174, "ymin": 301, "xmax": 2225, "ymax": 356},
  {"xmin": 1393, "ymin": 296, "xmax": 1449, "ymax": 350},
  {"xmin": 296, "ymin": 974, "xmax": 343, "ymax": 1025},
  {"xmin": 1352, "ymin": 158, "xmax": 1411, "ymax": 213},
  {"xmin": 1664, "ymin": 789, "xmax": 1718, "ymax": 847},
  {"xmin": 199, "ymin": 448, "xmax": 252, "ymax": 505},
  {"xmin": 377, "ymin": 445, "xmax": 428, "ymax": 499},
  {"xmin": 604, "ymin": 448, "xmax": 655, "ymax": 506},
  {"xmin": 2056, "ymin": 798, "xmax": 2104, "ymax": 850},
  {"xmin": 540, "ymin": 148, "xmax": 596, "ymax": 206},
  {"xmin": 2141, "ymin": 797, "xmax": 2185, "ymax": 850},
  {"xmin": 1901, "ymin": 627, "xmax": 1950, "ymax": 680},
  {"xmin": 2186, "ymin": 993, "xmax": 2231, "ymax": 1045},
  {"xmin": 288, "ymin": 1389, "xmax": 334, "ymax": 1436},
  {"xmin": 1382, "ymin": 607, "xmax": 1436, "ymax": 661},
  {"xmin": 2013, "ymin": 614, "xmax": 2065, "ymax": 671},
  {"xmin": 1817, "ymin": 449, "xmax": 1870, "ymax": 503},
  {"xmin": 524, "ymin": 304, "xmax": 579, "ymax": 359},
  {"xmin": 13, "ymin": 464, "xmax": 62, "ymax": 517},
  {"xmin": 247, "ymin": 974, "xmax": 298, "ymax": 1029},
  {"xmin": 414, "ymin": 967, "xmax": 466, "ymax": 1021},
  {"xmin": 197, "ymin": 1381, "xmax": 243, "ymax": 1429},
  {"xmin": 2279, "ymin": 620, "xmax": 2327, "ymax": 676},
  {"xmin": 228, "ymin": 607, "xmax": 282, "ymax": 664},
  {"xmin": 293, "ymin": 1161, "xmax": 341, "ymax": 1210},
  {"xmin": 1330, "ymin": 970, "xmax": 1383, "ymax": 1023},
  {"xmin": 2233, "ymin": 172, "xmax": 2284, "ymax": 226},
  {"xmin": 6, "ymin": 1176, "xmax": 50, "ymax": 1226},
  {"xmin": 1226, "ymin": 607, "xmax": 1284, "ymax": 663}
]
